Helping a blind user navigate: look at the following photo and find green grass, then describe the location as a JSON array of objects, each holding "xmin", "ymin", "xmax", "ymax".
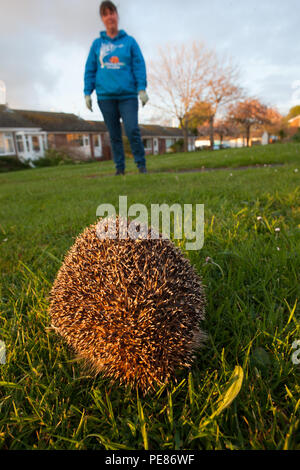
[
  {"xmin": 1, "ymin": 141, "xmax": 299, "ymax": 181},
  {"xmin": 0, "ymin": 143, "xmax": 299, "ymax": 450}
]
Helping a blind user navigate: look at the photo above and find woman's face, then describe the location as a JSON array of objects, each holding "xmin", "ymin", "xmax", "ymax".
[{"xmin": 101, "ymin": 8, "xmax": 118, "ymax": 30}]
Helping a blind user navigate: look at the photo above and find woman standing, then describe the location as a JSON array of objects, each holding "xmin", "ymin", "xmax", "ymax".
[{"xmin": 84, "ymin": 1, "xmax": 149, "ymax": 175}]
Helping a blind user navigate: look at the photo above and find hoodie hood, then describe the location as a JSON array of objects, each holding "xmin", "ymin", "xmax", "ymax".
[{"xmin": 99, "ymin": 29, "xmax": 127, "ymax": 41}]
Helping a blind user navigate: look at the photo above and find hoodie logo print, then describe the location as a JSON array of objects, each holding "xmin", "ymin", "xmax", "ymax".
[{"xmin": 99, "ymin": 43, "xmax": 125, "ymax": 69}]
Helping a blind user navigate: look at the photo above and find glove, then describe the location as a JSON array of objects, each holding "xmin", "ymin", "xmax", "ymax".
[
  {"xmin": 85, "ymin": 95, "xmax": 93, "ymax": 112},
  {"xmin": 139, "ymin": 90, "xmax": 149, "ymax": 107}
]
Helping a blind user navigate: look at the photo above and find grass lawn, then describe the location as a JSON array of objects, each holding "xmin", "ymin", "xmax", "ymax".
[{"xmin": 0, "ymin": 143, "xmax": 299, "ymax": 450}]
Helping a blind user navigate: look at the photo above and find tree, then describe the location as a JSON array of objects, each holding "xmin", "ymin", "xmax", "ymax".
[
  {"xmin": 148, "ymin": 41, "xmax": 214, "ymax": 152},
  {"xmin": 214, "ymin": 119, "xmax": 240, "ymax": 147},
  {"xmin": 227, "ymin": 98, "xmax": 270, "ymax": 147},
  {"xmin": 201, "ymin": 53, "xmax": 243, "ymax": 149},
  {"xmin": 287, "ymin": 105, "xmax": 300, "ymax": 120},
  {"xmin": 263, "ymin": 107, "xmax": 288, "ymax": 141},
  {"xmin": 149, "ymin": 43, "xmax": 243, "ymax": 152},
  {"xmin": 183, "ymin": 101, "xmax": 213, "ymax": 134},
  {"xmin": 197, "ymin": 119, "xmax": 239, "ymax": 148}
]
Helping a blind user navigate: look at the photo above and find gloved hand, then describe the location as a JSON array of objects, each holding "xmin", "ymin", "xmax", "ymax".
[
  {"xmin": 85, "ymin": 95, "xmax": 93, "ymax": 112},
  {"xmin": 139, "ymin": 90, "xmax": 149, "ymax": 107}
]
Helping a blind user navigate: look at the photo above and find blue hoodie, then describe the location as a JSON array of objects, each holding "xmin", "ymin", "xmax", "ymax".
[{"xmin": 84, "ymin": 30, "xmax": 147, "ymax": 101}]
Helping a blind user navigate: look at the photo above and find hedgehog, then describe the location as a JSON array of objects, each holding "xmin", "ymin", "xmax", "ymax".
[{"xmin": 48, "ymin": 215, "xmax": 206, "ymax": 394}]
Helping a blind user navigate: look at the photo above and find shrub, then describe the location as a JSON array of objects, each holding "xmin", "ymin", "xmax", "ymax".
[
  {"xmin": 291, "ymin": 128, "xmax": 300, "ymax": 143},
  {"xmin": 33, "ymin": 148, "xmax": 74, "ymax": 167},
  {"xmin": 0, "ymin": 155, "xmax": 31, "ymax": 173},
  {"xmin": 169, "ymin": 139, "xmax": 184, "ymax": 153}
]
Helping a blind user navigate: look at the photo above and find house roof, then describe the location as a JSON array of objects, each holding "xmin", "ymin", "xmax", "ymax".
[
  {"xmin": 139, "ymin": 124, "xmax": 185, "ymax": 138},
  {"xmin": 0, "ymin": 105, "xmax": 40, "ymax": 129},
  {"xmin": 88, "ymin": 121, "xmax": 187, "ymax": 138},
  {"xmin": 0, "ymin": 105, "xmax": 192, "ymax": 138},
  {"xmin": 87, "ymin": 120, "xmax": 108, "ymax": 132},
  {"xmin": 13, "ymin": 109, "xmax": 97, "ymax": 132}
]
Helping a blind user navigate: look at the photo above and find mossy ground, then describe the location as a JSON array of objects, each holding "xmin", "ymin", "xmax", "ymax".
[{"xmin": 0, "ymin": 143, "xmax": 299, "ymax": 450}]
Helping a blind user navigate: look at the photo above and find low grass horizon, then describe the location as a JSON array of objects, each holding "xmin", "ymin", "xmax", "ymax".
[{"xmin": 0, "ymin": 143, "xmax": 299, "ymax": 450}]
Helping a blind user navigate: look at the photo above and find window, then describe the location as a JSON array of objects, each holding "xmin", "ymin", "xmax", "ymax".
[
  {"xmin": 93, "ymin": 135, "xmax": 101, "ymax": 147},
  {"xmin": 25, "ymin": 136, "xmax": 30, "ymax": 152},
  {"xmin": 31, "ymin": 136, "xmax": 40, "ymax": 152},
  {"xmin": 5, "ymin": 133, "xmax": 14, "ymax": 153},
  {"xmin": 143, "ymin": 139, "xmax": 152, "ymax": 151},
  {"xmin": 166, "ymin": 138, "xmax": 175, "ymax": 149},
  {"xmin": 0, "ymin": 133, "xmax": 4, "ymax": 154},
  {"xmin": 0, "ymin": 133, "xmax": 15, "ymax": 155},
  {"xmin": 16, "ymin": 135, "xmax": 25, "ymax": 153},
  {"xmin": 67, "ymin": 134, "xmax": 85, "ymax": 146}
]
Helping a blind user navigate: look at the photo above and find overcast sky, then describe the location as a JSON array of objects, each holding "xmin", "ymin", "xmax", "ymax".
[{"xmin": 1, "ymin": 0, "xmax": 300, "ymax": 125}]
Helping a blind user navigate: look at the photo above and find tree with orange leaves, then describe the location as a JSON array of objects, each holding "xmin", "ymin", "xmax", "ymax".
[
  {"xmin": 227, "ymin": 98, "xmax": 270, "ymax": 147},
  {"xmin": 149, "ymin": 42, "xmax": 243, "ymax": 151},
  {"xmin": 263, "ymin": 107, "xmax": 288, "ymax": 141}
]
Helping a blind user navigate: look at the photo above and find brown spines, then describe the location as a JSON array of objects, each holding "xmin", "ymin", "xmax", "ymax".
[{"xmin": 48, "ymin": 216, "xmax": 206, "ymax": 394}]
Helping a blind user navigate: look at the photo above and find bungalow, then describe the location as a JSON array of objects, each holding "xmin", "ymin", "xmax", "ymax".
[
  {"xmin": 138, "ymin": 124, "xmax": 196, "ymax": 155},
  {"xmin": 89, "ymin": 121, "xmax": 197, "ymax": 156},
  {"xmin": 0, "ymin": 104, "xmax": 47, "ymax": 163},
  {"xmin": 0, "ymin": 105, "xmax": 110, "ymax": 162},
  {"xmin": 15, "ymin": 109, "xmax": 109, "ymax": 161},
  {"xmin": 0, "ymin": 104, "xmax": 197, "ymax": 163},
  {"xmin": 195, "ymin": 128, "xmax": 277, "ymax": 149}
]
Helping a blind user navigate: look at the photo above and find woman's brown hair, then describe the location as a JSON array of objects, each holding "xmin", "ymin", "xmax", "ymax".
[{"xmin": 99, "ymin": 1, "xmax": 118, "ymax": 16}]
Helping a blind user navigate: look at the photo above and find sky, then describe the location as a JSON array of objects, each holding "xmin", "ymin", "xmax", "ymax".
[{"xmin": 1, "ymin": 0, "xmax": 300, "ymax": 125}]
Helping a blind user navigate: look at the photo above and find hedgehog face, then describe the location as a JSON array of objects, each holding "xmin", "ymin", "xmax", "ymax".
[{"xmin": 48, "ymin": 216, "xmax": 206, "ymax": 394}]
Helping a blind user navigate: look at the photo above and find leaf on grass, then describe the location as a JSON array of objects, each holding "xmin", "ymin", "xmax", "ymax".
[
  {"xmin": 200, "ymin": 366, "xmax": 244, "ymax": 429},
  {"xmin": 213, "ymin": 366, "xmax": 244, "ymax": 417},
  {"xmin": 0, "ymin": 381, "xmax": 23, "ymax": 389},
  {"xmin": 43, "ymin": 250, "xmax": 62, "ymax": 264}
]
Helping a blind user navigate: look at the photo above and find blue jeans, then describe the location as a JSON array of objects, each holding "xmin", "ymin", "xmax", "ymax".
[{"xmin": 98, "ymin": 98, "xmax": 146, "ymax": 171}]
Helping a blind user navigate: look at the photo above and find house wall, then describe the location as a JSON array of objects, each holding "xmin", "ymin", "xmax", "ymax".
[
  {"xmin": 142, "ymin": 136, "xmax": 186, "ymax": 155},
  {"xmin": 47, "ymin": 132, "xmax": 109, "ymax": 161},
  {"xmin": 289, "ymin": 116, "xmax": 300, "ymax": 127},
  {"xmin": 54, "ymin": 134, "xmax": 68, "ymax": 147},
  {"xmin": 261, "ymin": 132, "xmax": 269, "ymax": 145}
]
